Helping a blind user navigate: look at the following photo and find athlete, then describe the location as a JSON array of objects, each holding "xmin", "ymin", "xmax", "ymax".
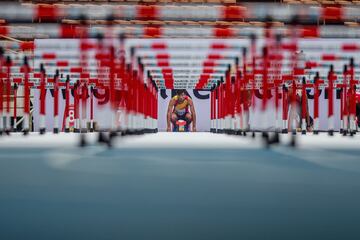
[{"xmin": 167, "ymin": 89, "xmax": 196, "ymax": 132}]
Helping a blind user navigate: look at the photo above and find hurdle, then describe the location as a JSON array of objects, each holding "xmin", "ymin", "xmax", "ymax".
[{"xmin": 0, "ymin": 2, "xmax": 359, "ymax": 139}]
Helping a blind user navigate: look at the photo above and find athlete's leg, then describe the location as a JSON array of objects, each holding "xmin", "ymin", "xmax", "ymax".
[
  {"xmin": 171, "ymin": 113, "xmax": 178, "ymax": 124},
  {"xmin": 184, "ymin": 113, "xmax": 192, "ymax": 131},
  {"xmin": 171, "ymin": 113, "xmax": 178, "ymax": 131},
  {"xmin": 185, "ymin": 113, "xmax": 192, "ymax": 124}
]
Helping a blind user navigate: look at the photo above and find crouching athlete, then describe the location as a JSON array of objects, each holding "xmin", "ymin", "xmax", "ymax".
[{"xmin": 167, "ymin": 89, "xmax": 197, "ymax": 132}]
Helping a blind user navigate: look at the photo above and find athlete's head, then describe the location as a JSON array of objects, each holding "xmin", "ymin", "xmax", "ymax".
[{"xmin": 176, "ymin": 89, "xmax": 187, "ymax": 102}]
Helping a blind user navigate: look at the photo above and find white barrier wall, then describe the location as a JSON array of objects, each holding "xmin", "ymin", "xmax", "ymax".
[{"xmin": 157, "ymin": 89, "xmax": 210, "ymax": 132}]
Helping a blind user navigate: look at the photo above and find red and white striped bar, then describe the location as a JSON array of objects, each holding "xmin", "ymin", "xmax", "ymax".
[
  {"xmin": 4, "ymin": 24, "xmax": 360, "ymax": 39},
  {"xmin": 0, "ymin": 3, "xmax": 360, "ymax": 23}
]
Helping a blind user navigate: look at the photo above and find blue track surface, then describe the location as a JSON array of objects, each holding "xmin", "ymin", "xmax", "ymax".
[{"xmin": 0, "ymin": 133, "xmax": 360, "ymax": 240}]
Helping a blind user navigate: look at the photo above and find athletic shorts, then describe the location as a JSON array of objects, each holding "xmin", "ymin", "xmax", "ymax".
[{"xmin": 174, "ymin": 112, "xmax": 190, "ymax": 121}]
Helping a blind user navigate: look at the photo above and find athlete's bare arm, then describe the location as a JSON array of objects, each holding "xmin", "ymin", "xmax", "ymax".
[
  {"xmin": 167, "ymin": 99, "xmax": 175, "ymax": 132},
  {"xmin": 189, "ymin": 98, "xmax": 197, "ymax": 132}
]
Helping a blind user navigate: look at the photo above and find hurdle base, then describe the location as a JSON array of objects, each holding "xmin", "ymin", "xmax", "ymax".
[
  {"xmin": 5, "ymin": 129, "xmax": 11, "ymax": 135},
  {"xmin": 262, "ymin": 132, "xmax": 270, "ymax": 148},
  {"xmin": 262, "ymin": 132, "xmax": 269, "ymax": 138},
  {"xmin": 145, "ymin": 128, "xmax": 157, "ymax": 134},
  {"xmin": 216, "ymin": 129, "xmax": 224, "ymax": 134},
  {"xmin": 235, "ymin": 130, "xmax": 243, "ymax": 136},
  {"xmin": 251, "ymin": 132, "xmax": 255, "ymax": 138},
  {"xmin": 79, "ymin": 134, "xmax": 87, "ymax": 147},
  {"xmin": 125, "ymin": 129, "xmax": 136, "ymax": 135},
  {"xmin": 40, "ymin": 128, "xmax": 46, "ymax": 135},
  {"xmin": 227, "ymin": 129, "xmax": 235, "ymax": 135},
  {"xmin": 23, "ymin": 129, "xmax": 29, "ymax": 136},
  {"xmin": 109, "ymin": 131, "xmax": 118, "ymax": 139},
  {"xmin": 273, "ymin": 133, "xmax": 280, "ymax": 143},
  {"xmin": 53, "ymin": 128, "xmax": 59, "ymax": 134},
  {"xmin": 134, "ymin": 129, "xmax": 142, "ymax": 135},
  {"xmin": 98, "ymin": 131, "xmax": 109, "ymax": 144},
  {"xmin": 134, "ymin": 129, "xmax": 144, "ymax": 135},
  {"xmin": 328, "ymin": 130, "xmax": 334, "ymax": 136},
  {"xmin": 131, "ymin": 130, "xmax": 139, "ymax": 135},
  {"xmin": 268, "ymin": 133, "xmax": 280, "ymax": 145},
  {"xmin": 143, "ymin": 129, "xmax": 151, "ymax": 134},
  {"xmin": 281, "ymin": 129, "xmax": 288, "ymax": 134},
  {"xmin": 289, "ymin": 135, "xmax": 296, "ymax": 147},
  {"xmin": 313, "ymin": 130, "xmax": 319, "ymax": 135},
  {"xmin": 106, "ymin": 137, "xmax": 113, "ymax": 148}
]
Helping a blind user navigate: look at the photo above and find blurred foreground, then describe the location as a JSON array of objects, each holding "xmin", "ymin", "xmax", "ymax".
[{"xmin": 0, "ymin": 132, "xmax": 360, "ymax": 240}]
